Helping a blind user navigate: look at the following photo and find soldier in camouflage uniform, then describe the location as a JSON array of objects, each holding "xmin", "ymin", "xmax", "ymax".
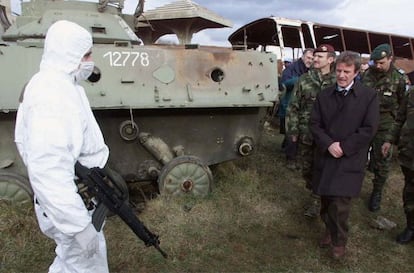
[
  {"xmin": 286, "ymin": 44, "xmax": 336, "ymax": 217},
  {"xmin": 361, "ymin": 44, "xmax": 407, "ymax": 212},
  {"xmin": 396, "ymin": 86, "xmax": 414, "ymax": 244}
]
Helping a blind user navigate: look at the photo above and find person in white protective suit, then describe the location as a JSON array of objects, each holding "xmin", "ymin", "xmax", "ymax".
[{"xmin": 15, "ymin": 20, "xmax": 110, "ymax": 273}]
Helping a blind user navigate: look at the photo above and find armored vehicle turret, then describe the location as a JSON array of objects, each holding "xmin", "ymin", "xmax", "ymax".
[{"xmin": 0, "ymin": 0, "xmax": 278, "ymax": 203}]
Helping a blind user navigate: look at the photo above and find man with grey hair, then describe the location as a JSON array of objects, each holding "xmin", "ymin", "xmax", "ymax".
[
  {"xmin": 279, "ymin": 48, "xmax": 314, "ymax": 169},
  {"xmin": 310, "ymin": 51, "xmax": 379, "ymax": 259}
]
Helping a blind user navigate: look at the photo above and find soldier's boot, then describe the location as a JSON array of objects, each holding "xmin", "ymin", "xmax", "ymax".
[
  {"xmin": 396, "ymin": 212, "xmax": 414, "ymax": 244},
  {"xmin": 368, "ymin": 187, "xmax": 382, "ymax": 212},
  {"xmin": 396, "ymin": 228, "xmax": 414, "ymax": 244},
  {"xmin": 304, "ymin": 194, "xmax": 320, "ymax": 218}
]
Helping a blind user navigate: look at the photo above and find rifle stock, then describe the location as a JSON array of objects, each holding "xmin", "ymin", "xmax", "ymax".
[{"xmin": 75, "ymin": 162, "xmax": 168, "ymax": 258}]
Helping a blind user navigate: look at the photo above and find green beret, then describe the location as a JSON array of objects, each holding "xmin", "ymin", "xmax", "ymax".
[{"xmin": 371, "ymin": 43, "xmax": 391, "ymax": 60}]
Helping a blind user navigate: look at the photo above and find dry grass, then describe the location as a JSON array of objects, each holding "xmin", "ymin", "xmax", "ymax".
[{"xmin": 1, "ymin": 124, "xmax": 414, "ymax": 272}]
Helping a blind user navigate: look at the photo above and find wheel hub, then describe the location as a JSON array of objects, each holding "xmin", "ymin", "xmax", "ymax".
[{"xmin": 181, "ymin": 179, "xmax": 193, "ymax": 192}]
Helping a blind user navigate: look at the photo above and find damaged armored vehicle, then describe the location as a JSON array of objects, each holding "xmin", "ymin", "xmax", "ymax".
[{"xmin": 0, "ymin": 0, "xmax": 278, "ymax": 203}]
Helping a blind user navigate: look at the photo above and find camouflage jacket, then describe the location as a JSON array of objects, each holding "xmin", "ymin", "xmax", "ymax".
[
  {"xmin": 361, "ymin": 65, "xmax": 407, "ymax": 143},
  {"xmin": 286, "ymin": 69, "xmax": 336, "ymax": 145},
  {"xmin": 398, "ymin": 86, "xmax": 414, "ymax": 169}
]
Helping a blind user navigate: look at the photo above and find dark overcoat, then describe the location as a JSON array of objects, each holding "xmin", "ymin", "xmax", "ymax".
[{"xmin": 310, "ymin": 81, "xmax": 380, "ymax": 197}]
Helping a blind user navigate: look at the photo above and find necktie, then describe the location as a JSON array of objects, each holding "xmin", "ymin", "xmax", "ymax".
[{"xmin": 337, "ymin": 87, "xmax": 349, "ymax": 96}]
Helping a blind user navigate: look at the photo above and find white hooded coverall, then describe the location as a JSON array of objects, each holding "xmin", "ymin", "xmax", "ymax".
[{"xmin": 15, "ymin": 20, "xmax": 110, "ymax": 273}]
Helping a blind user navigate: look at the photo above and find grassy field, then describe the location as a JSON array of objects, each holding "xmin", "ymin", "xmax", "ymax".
[{"xmin": 1, "ymin": 124, "xmax": 414, "ymax": 272}]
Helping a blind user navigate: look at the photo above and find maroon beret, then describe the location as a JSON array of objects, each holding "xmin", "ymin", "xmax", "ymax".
[{"xmin": 314, "ymin": 44, "xmax": 335, "ymax": 53}]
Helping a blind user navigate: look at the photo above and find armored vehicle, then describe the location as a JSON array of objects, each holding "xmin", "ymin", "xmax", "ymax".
[{"xmin": 0, "ymin": 0, "xmax": 278, "ymax": 203}]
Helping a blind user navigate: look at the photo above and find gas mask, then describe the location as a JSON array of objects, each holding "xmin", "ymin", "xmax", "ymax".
[{"xmin": 74, "ymin": 61, "xmax": 95, "ymax": 83}]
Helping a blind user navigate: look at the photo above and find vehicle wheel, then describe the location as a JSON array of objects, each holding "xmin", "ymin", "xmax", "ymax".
[
  {"xmin": 158, "ymin": 155, "xmax": 213, "ymax": 197},
  {"xmin": 0, "ymin": 172, "xmax": 33, "ymax": 204}
]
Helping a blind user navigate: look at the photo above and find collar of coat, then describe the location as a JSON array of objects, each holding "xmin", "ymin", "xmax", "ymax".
[{"xmin": 327, "ymin": 80, "xmax": 365, "ymax": 97}]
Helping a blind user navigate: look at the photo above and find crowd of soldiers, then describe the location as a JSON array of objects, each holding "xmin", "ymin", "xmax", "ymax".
[{"xmin": 277, "ymin": 43, "xmax": 414, "ymax": 259}]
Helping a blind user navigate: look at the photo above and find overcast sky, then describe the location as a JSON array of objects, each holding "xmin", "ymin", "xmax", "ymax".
[
  {"xmin": 132, "ymin": 0, "xmax": 414, "ymax": 47},
  {"xmin": 9, "ymin": 0, "xmax": 414, "ymax": 47}
]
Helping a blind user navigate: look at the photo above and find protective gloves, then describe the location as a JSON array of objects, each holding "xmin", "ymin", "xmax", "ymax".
[{"xmin": 74, "ymin": 223, "xmax": 99, "ymax": 258}]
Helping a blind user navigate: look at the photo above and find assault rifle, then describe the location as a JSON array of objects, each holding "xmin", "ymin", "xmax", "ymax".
[{"xmin": 74, "ymin": 162, "xmax": 168, "ymax": 258}]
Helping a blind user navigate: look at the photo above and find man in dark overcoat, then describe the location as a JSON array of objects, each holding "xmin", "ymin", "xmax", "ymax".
[{"xmin": 310, "ymin": 51, "xmax": 380, "ymax": 259}]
